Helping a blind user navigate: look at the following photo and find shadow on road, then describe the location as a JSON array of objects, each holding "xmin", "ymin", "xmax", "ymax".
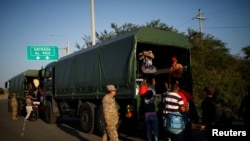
[
  {"xmin": 54, "ymin": 115, "xmax": 145, "ymax": 141},
  {"xmin": 57, "ymin": 123, "xmax": 89, "ymax": 141}
]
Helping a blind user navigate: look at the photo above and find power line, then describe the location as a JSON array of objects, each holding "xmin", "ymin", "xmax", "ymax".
[
  {"xmin": 177, "ymin": 4, "xmax": 250, "ymax": 33},
  {"xmin": 177, "ymin": 18, "xmax": 193, "ymax": 28},
  {"xmin": 204, "ymin": 25, "xmax": 250, "ymax": 29},
  {"xmin": 208, "ymin": 3, "xmax": 250, "ymax": 19}
]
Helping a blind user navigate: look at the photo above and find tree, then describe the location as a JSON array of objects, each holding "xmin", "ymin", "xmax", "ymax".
[
  {"xmin": 242, "ymin": 45, "xmax": 250, "ymax": 59},
  {"xmin": 76, "ymin": 19, "xmax": 175, "ymax": 49},
  {"xmin": 239, "ymin": 45, "xmax": 250, "ymax": 88},
  {"xmin": 188, "ymin": 28, "xmax": 247, "ymax": 116},
  {"xmin": 0, "ymin": 87, "xmax": 4, "ymax": 94}
]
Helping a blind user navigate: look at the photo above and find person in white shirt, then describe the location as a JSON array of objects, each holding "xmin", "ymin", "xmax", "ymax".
[{"xmin": 24, "ymin": 94, "xmax": 33, "ymax": 121}]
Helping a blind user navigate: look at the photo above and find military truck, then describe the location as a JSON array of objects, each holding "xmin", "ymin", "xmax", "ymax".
[
  {"xmin": 5, "ymin": 69, "xmax": 40, "ymax": 114},
  {"xmin": 14, "ymin": 27, "xmax": 192, "ymax": 135}
]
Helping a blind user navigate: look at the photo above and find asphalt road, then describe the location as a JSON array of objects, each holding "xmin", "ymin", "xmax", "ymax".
[
  {"xmin": 0, "ymin": 97, "xmax": 145, "ymax": 141},
  {"xmin": 1, "ymin": 93, "xmax": 248, "ymax": 141}
]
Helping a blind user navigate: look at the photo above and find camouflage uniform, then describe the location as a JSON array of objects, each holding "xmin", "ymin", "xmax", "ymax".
[
  {"xmin": 102, "ymin": 94, "xmax": 119, "ymax": 141},
  {"xmin": 11, "ymin": 94, "xmax": 18, "ymax": 120}
]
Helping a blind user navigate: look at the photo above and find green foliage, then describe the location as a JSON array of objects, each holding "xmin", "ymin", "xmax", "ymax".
[
  {"xmin": 77, "ymin": 19, "xmax": 175, "ymax": 48},
  {"xmin": 189, "ymin": 29, "xmax": 248, "ymax": 117},
  {"xmin": 241, "ymin": 45, "xmax": 250, "ymax": 59},
  {"xmin": 0, "ymin": 87, "xmax": 4, "ymax": 94}
]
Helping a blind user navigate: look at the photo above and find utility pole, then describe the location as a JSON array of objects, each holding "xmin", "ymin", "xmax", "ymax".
[
  {"xmin": 50, "ymin": 33, "xmax": 70, "ymax": 55},
  {"xmin": 90, "ymin": 0, "xmax": 96, "ymax": 46},
  {"xmin": 193, "ymin": 9, "xmax": 206, "ymax": 34}
]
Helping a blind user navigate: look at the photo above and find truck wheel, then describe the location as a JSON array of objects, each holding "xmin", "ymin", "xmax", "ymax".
[
  {"xmin": 79, "ymin": 102, "xmax": 96, "ymax": 133},
  {"xmin": 45, "ymin": 101, "xmax": 57, "ymax": 124},
  {"xmin": 96, "ymin": 105, "xmax": 105, "ymax": 136}
]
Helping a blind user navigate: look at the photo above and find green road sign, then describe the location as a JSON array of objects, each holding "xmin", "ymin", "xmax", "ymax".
[{"xmin": 27, "ymin": 46, "xmax": 58, "ymax": 60}]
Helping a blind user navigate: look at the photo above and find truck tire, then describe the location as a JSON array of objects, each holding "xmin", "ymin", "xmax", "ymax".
[
  {"xmin": 96, "ymin": 105, "xmax": 105, "ymax": 136},
  {"xmin": 79, "ymin": 102, "xmax": 96, "ymax": 133},
  {"xmin": 45, "ymin": 101, "xmax": 57, "ymax": 124}
]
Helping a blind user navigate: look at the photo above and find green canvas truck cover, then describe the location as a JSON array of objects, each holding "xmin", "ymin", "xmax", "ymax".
[
  {"xmin": 54, "ymin": 27, "xmax": 190, "ymax": 98},
  {"xmin": 8, "ymin": 69, "xmax": 39, "ymax": 97},
  {"xmin": 135, "ymin": 27, "xmax": 189, "ymax": 48}
]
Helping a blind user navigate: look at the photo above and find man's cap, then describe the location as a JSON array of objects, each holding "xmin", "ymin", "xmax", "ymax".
[
  {"xmin": 106, "ymin": 85, "xmax": 117, "ymax": 91},
  {"xmin": 204, "ymin": 87, "xmax": 215, "ymax": 95},
  {"xmin": 171, "ymin": 56, "xmax": 177, "ymax": 62}
]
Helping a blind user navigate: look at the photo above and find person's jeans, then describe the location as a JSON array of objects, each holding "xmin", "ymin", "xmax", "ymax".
[{"xmin": 145, "ymin": 113, "xmax": 159, "ymax": 141}]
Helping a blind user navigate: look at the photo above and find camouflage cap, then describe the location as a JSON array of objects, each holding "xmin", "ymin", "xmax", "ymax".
[{"xmin": 106, "ymin": 85, "xmax": 117, "ymax": 91}]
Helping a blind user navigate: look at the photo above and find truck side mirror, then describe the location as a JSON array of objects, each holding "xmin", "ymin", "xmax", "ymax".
[{"xmin": 5, "ymin": 81, "xmax": 9, "ymax": 89}]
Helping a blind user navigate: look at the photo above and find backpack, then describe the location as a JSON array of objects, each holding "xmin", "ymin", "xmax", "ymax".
[
  {"xmin": 139, "ymin": 51, "xmax": 157, "ymax": 74},
  {"xmin": 163, "ymin": 112, "xmax": 185, "ymax": 135},
  {"xmin": 141, "ymin": 64, "xmax": 157, "ymax": 74}
]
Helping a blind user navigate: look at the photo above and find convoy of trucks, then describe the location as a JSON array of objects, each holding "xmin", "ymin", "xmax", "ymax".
[{"xmin": 5, "ymin": 27, "xmax": 192, "ymax": 135}]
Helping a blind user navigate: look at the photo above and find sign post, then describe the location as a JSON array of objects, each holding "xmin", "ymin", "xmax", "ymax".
[{"xmin": 27, "ymin": 46, "xmax": 58, "ymax": 60}]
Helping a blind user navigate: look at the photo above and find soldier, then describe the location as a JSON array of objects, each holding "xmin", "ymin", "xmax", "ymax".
[
  {"xmin": 11, "ymin": 93, "xmax": 18, "ymax": 120},
  {"xmin": 102, "ymin": 85, "xmax": 119, "ymax": 141}
]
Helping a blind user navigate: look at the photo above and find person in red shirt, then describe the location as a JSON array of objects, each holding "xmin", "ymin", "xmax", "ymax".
[
  {"xmin": 178, "ymin": 87, "xmax": 199, "ymax": 141},
  {"xmin": 170, "ymin": 57, "xmax": 183, "ymax": 79},
  {"xmin": 165, "ymin": 56, "xmax": 184, "ymax": 91},
  {"xmin": 177, "ymin": 90, "xmax": 188, "ymax": 112}
]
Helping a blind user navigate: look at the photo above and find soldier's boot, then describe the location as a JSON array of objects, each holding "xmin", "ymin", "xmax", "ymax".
[{"xmin": 12, "ymin": 112, "xmax": 18, "ymax": 120}]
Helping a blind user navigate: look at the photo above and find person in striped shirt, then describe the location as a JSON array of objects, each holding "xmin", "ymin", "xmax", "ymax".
[{"xmin": 163, "ymin": 83, "xmax": 186, "ymax": 141}]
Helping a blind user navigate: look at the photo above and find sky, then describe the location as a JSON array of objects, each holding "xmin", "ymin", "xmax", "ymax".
[{"xmin": 0, "ymin": 0, "xmax": 250, "ymax": 88}]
